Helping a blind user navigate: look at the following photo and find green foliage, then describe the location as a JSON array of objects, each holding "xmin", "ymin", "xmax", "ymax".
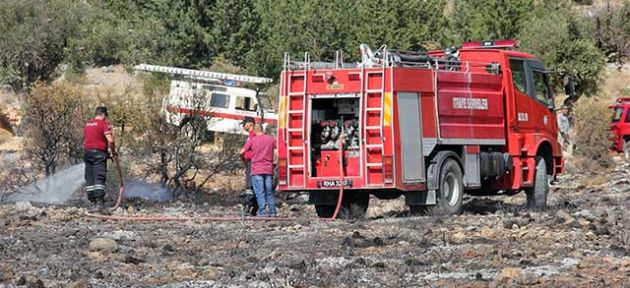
[
  {"xmin": 1, "ymin": 0, "xmax": 625, "ymax": 101},
  {"xmin": 519, "ymin": 0, "xmax": 606, "ymax": 99},
  {"xmin": 0, "ymin": 0, "xmax": 92, "ymax": 91},
  {"xmin": 250, "ymin": 0, "xmax": 447, "ymax": 76},
  {"xmin": 447, "ymin": 0, "xmax": 533, "ymax": 45},
  {"xmin": 209, "ymin": 0, "xmax": 260, "ymax": 66}
]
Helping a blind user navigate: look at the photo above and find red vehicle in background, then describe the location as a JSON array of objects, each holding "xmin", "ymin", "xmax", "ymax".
[
  {"xmin": 277, "ymin": 40, "xmax": 564, "ymax": 218},
  {"xmin": 610, "ymin": 98, "xmax": 630, "ymax": 158}
]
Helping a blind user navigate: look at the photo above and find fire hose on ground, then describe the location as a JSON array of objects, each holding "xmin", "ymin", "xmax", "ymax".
[{"xmin": 85, "ymin": 134, "xmax": 347, "ymax": 222}]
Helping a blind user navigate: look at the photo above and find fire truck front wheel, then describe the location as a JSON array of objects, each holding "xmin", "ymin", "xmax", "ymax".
[
  {"xmin": 526, "ymin": 156, "xmax": 549, "ymax": 211},
  {"xmin": 623, "ymin": 139, "xmax": 630, "ymax": 159},
  {"xmin": 437, "ymin": 158, "xmax": 464, "ymax": 215}
]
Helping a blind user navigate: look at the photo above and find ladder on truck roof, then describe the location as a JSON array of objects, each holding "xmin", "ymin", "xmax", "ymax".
[{"xmin": 133, "ymin": 64, "xmax": 273, "ymax": 84}]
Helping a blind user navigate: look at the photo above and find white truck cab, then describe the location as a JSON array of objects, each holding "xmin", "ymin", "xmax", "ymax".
[{"xmin": 135, "ymin": 64, "xmax": 278, "ymax": 135}]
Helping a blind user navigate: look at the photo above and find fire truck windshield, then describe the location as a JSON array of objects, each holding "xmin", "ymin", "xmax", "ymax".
[{"xmin": 612, "ymin": 107, "xmax": 624, "ymax": 123}]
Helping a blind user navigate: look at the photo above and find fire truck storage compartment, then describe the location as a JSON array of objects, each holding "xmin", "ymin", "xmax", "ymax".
[{"xmin": 310, "ymin": 97, "xmax": 360, "ymax": 177}]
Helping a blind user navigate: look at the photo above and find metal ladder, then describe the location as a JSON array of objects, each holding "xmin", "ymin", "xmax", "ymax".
[
  {"xmin": 363, "ymin": 48, "xmax": 387, "ymax": 185},
  {"xmin": 284, "ymin": 53, "xmax": 310, "ymax": 187},
  {"xmin": 133, "ymin": 64, "xmax": 273, "ymax": 84}
]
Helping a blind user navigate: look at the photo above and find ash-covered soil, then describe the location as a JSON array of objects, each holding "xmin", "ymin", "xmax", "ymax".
[{"xmin": 1, "ymin": 163, "xmax": 630, "ymax": 288}]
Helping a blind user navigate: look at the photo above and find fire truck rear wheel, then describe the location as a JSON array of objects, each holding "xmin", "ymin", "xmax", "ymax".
[
  {"xmin": 526, "ymin": 156, "xmax": 548, "ymax": 211},
  {"xmin": 623, "ymin": 139, "xmax": 630, "ymax": 159},
  {"xmin": 437, "ymin": 158, "xmax": 464, "ymax": 215}
]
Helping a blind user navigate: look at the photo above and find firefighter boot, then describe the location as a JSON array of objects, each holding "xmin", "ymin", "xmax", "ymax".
[{"xmin": 88, "ymin": 194, "xmax": 110, "ymax": 215}]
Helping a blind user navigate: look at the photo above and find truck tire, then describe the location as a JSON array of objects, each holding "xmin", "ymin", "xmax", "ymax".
[
  {"xmin": 526, "ymin": 156, "xmax": 548, "ymax": 211},
  {"xmin": 624, "ymin": 139, "xmax": 630, "ymax": 159},
  {"xmin": 314, "ymin": 191, "xmax": 369, "ymax": 219},
  {"xmin": 437, "ymin": 158, "xmax": 464, "ymax": 215}
]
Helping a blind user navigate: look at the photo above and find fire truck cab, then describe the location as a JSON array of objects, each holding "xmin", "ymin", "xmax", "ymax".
[
  {"xmin": 610, "ymin": 97, "xmax": 630, "ymax": 158},
  {"xmin": 277, "ymin": 41, "xmax": 563, "ymax": 218}
]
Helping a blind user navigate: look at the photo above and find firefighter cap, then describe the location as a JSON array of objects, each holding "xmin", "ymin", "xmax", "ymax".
[
  {"xmin": 95, "ymin": 106, "xmax": 109, "ymax": 117},
  {"xmin": 240, "ymin": 116, "xmax": 255, "ymax": 126}
]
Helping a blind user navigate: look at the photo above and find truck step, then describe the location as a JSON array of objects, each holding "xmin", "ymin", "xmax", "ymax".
[
  {"xmin": 365, "ymin": 89, "xmax": 383, "ymax": 94},
  {"xmin": 288, "ymin": 165, "xmax": 305, "ymax": 170},
  {"xmin": 288, "ymin": 146, "xmax": 303, "ymax": 150},
  {"xmin": 288, "ymin": 110, "xmax": 303, "ymax": 114},
  {"xmin": 288, "ymin": 92, "xmax": 305, "ymax": 96},
  {"xmin": 365, "ymin": 126, "xmax": 381, "ymax": 130},
  {"xmin": 365, "ymin": 144, "xmax": 383, "ymax": 150},
  {"xmin": 287, "ymin": 128, "xmax": 302, "ymax": 133},
  {"xmin": 366, "ymin": 163, "xmax": 383, "ymax": 167},
  {"xmin": 365, "ymin": 107, "xmax": 382, "ymax": 112}
]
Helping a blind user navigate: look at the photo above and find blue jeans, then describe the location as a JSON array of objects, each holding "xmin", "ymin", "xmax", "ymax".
[{"xmin": 252, "ymin": 174, "xmax": 275, "ymax": 216}]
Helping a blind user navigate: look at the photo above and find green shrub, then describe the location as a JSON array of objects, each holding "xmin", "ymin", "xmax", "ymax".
[
  {"xmin": 23, "ymin": 82, "xmax": 87, "ymax": 175},
  {"xmin": 571, "ymin": 98, "xmax": 613, "ymax": 170}
]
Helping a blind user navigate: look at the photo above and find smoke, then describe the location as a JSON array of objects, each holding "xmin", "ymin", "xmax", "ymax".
[
  {"xmin": 123, "ymin": 182, "xmax": 173, "ymax": 202},
  {"xmin": 6, "ymin": 163, "xmax": 85, "ymax": 204}
]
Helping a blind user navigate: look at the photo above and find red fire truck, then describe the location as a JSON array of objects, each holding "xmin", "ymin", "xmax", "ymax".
[{"xmin": 277, "ymin": 40, "xmax": 564, "ymax": 218}]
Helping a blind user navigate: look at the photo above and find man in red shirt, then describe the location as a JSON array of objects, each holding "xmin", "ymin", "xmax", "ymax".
[
  {"xmin": 239, "ymin": 116, "xmax": 258, "ymax": 216},
  {"xmin": 83, "ymin": 106, "xmax": 116, "ymax": 211},
  {"xmin": 240, "ymin": 123, "xmax": 277, "ymax": 216}
]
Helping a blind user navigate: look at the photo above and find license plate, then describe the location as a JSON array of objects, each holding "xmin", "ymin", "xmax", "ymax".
[{"xmin": 317, "ymin": 180, "xmax": 352, "ymax": 188}]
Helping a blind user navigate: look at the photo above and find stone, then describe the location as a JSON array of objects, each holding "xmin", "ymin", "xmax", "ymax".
[
  {"xmin": 575, "ymin": 209, "xmax": 596, "ymax": 221},
  {"xmin": 163, "ymin": 244, "xmax": 175, "ymax": 252},
  {"xmin": 14, "ymin": 201, "xmax": 32, "ymax": 213},
  {"xmin": 465, "ymin": 225, "xmax": 479, "ymax": 231},
  {"xmin": 480, "ymin": 227, "xmax": 497, "ymax": 238},
  {"xmin": 561, "ymin": 258, "xmax": 580, "ymax": 268},
  {"xmin": 556, "ymin": 210, "xmax": 576, "ymax": 224},
  {"xmin": 89, "ymin": 238, "xmax": 119, "ymax": 253},
  {"xmin": 496, "ymin": 267, "xmax": 522, "ymax": 283},
  {"xmin": 594, "ymin": 225, "xmax": 611, "ymax": 236},
  {"xmin": 101, "ymin": 230, "xmax": 135, "ymax": 241},
  {"xmin": 203, "ymin": 267, "xmax": 219, "ymax": 280},
  {"xmin": 451, "ymin": 232, "xmax": 467, "ymax": 244},
  {"xmin": 516, "ymin": 271, "xmax": 540, "ymax": 285}
]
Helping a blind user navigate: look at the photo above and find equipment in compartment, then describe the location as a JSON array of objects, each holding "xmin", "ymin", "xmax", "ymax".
[
  {"xmin": 310, "ymin": 98, "xmax": 361, "ymax": 177},
  {"xmin": 311, "ymin": 98, "xmax": 360, "ymax": 151}
]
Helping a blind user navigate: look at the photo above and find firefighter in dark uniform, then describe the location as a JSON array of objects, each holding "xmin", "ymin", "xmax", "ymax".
[{"xmin": 83, "ymin": 106, "xmax": 116, "ymax": 211}]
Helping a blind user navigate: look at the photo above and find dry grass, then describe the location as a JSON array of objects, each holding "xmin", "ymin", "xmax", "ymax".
[
  {"xmin": 600, "ymin": 68, "xmax": 630, "ymax": 103},
  {"xmin": 0, "ymin": 129, "xmax": 11, "ymax": 145},
  {"xmin": 572, "ymin": 98, "xmax": 614, "ymax": 170}
]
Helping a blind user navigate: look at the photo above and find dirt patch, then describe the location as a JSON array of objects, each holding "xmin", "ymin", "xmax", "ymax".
[{"xmin": 0, "ymin": 160, "xmax": 629, "ymax": 287}]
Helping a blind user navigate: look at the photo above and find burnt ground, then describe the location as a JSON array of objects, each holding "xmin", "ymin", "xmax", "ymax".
[{"xmin": 1, "ymin": 162, "xmax": 630, "ymax": 288}]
